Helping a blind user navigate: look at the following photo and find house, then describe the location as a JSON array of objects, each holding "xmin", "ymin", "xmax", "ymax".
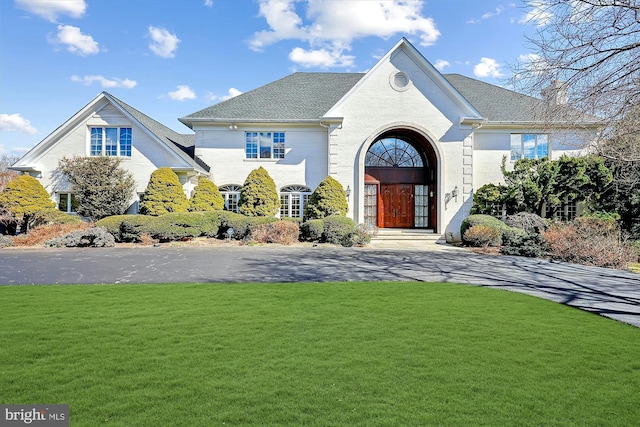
[{"xmin": 12, "ymin": 38, "xmax": 598, "ymax": 238}]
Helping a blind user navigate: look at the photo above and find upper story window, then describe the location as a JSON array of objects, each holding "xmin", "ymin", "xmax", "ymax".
[
  {"xmin": 90, "ymin": 127, "xmax": 132, "ymax": 157},
  {"xmin": 245, "ymin": 132, "xmax": 285, "ymax": 159},
  {"xmin": 510, "ymin": 134, "xmax": 549, "ymax": 161}
]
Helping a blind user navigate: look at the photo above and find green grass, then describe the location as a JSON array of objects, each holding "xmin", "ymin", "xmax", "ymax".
[{"xmin": 1, "ymin": 282, "xmax": 638, "ymax": 426}]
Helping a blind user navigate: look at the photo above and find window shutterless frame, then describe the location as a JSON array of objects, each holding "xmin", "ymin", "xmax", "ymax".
[{"xmin": 90, "ymin": 127, "xmax": 132, "ymax": 157}]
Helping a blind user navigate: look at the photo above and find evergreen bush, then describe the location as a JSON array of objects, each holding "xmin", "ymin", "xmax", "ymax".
[
  {"xmin": 189, "ymin": 178, "xmax": 224, "ymax": 212},
  {"xmin": 148, "ymin": 212, "xmax": 210, "ymax": 241},
  {"xmin": 460, "ymin": 214, "xmax": 510, "ymax": 246},
  {"xmin": 322, "ymin": 215, "xmax": 356, "ymax": 245},
  {"xmin": 140, "ymin": 167, "xmax": 189, "ymax": 216},
  {"xmin": 0, "ymin": 174, "xmax": 56, "ymax": 232},
  {"xmin": 300, "ymin": 219, "xmax": 324, "ymax": 242},
  {"xmin": 46, "ymin": 227, "xmax": 115, "ymax": 248},
  {"xmin": 218, "ymin": 211, "xmax": 278, "ymax": 240},
  {"xmin": 343, "ymin": 223, "xmax": 373, "ymax": 247},
  {"xmin": 463, "ymin": 225, "xmax": 502, "ymax": 248},
  {"xmin": 238, "ymin": 167, "xmax": 280, "ymax": 217},
  {"xmin": 304, "ymin": 176, "xmax": 348, "ymax": 219}
]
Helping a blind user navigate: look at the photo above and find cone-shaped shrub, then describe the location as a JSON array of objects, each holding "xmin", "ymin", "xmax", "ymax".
[
  {"xmin": 238, "ymin": 167, "xmax": 280, "ymax": 217},
  {"xmin": 140, "ymin": 167, "xmax": 189, "ymax": 216},
  {"xmin": 0, "ymin": 174, "xmax": 55, "ymax": 231},
  {"xmin": 304, "ymin": 176, "xmax": 348, "ymax": 219},
  {"xmin": 189, "ymin": 178, "xmax": 224, "ymax": 212}
]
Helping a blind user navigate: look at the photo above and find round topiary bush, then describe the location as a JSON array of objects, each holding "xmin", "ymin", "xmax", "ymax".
[
  {"xmin": 460, "ymin": 214, "xmax": 510, "ymax": 246},
  {"xmin": 300, "ymin": 219, "xmax": 324, "ymax": 242},
  {"xmin": 322, "ymin": 215, "xmax": 356, "ymax": 245},
  {"xmin": 304, "ymin": 176, "xmax": 348, "ymax": 219}
]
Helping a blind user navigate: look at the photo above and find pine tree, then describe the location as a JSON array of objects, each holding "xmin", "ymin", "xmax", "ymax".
[
  {"xmin": 189, "ymin": 177, "xmax": 224, "ymax": 212},
  {"xmin": 304, "ymin": 176, "xmax": 348, "ymax": 219},
  {"xmin": 0, "ymin": 174, "xmax": 56, "ymax": 231},
  {"xmin": 238, "ymin": 167, "xmax": 280, "ymax": 217},
  {"xmin": 140, "ymin": 167, "xmax": 189, "ymax": 215}
]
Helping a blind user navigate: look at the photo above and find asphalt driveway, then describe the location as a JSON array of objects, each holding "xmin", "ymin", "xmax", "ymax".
[{"xmin": 1, "ymin": 245, "xmax": 639, "ymax": 328}]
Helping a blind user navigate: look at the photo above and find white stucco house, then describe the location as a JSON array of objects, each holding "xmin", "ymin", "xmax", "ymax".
[{"xmin": 12, "ymin": 38, "xmax": 598, "ymax": 238}]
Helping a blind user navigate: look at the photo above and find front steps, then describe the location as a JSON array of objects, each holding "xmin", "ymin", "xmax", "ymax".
[{"xmin": 369, "ymin": 228, "xmax": 445, "ymax": 247}]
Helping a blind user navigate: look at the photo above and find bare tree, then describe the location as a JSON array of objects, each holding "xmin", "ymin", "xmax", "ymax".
[
  {"xmin": 0, "ymin": 154, "xmax": 20, "ymax": 192},
  {"xmin": 512, "ymin": 0, "xmax": 640, "ymax": 159}
]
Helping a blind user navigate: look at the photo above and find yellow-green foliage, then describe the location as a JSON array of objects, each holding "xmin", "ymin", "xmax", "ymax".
[
  {"xmin": 0, "ymin": 175, "xmax": 56, "ymax": 230},
  {"xmin": 304, "ymin": 176, "xmax": 348, "ymax": 219},
  {"xmin": 140, "ymin": 167, "xmax": 189, "ymax": 216},
  {"xmin": 189, "ymin": 178, "xmax": 224, "ymax": 212},
  {"xmin": 238, "ymin": 167, "xmax": 280, "ymax": 217}
]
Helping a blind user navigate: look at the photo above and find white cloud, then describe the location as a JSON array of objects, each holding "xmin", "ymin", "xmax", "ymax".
[
  {"xmin": 249, "ymin": 0, "xmax": 440, "ymax": 68},
  {"xmin": 148, "ymin": 26, "xmax": 180, "ymax": 58},
  {"xmin": 433, "ymin": 59, "xmax": 450, "ymax": 71},
  {"xmin": 50, "ymin": 24, "xmax": 99, "ymax": 55},
  {"xmin": 520, "ymin": 1, "xmax": 553, "ymax": 26},
  {"xmin": 71, "ymin": 75, "xmax": 137, "ymax": 89},
  {"xmin": 206, "ymin": 88, "xmax": 243, "ymax": 102},
  {"xmin": 16, "ymin": 0, "xmax": 86, "ymax": 22},
  {"xmin": 474, "ymin": 57, "xmax": 504, "ymax": 78},
  {"xmin": 204, "ymin": 0, "xmax": 213, "ymax": 6},
  {"xmin": 467, "ymin": 6, "xmax": 504, "ymax": 24},
  {"xmin": 516, "ymin": 53, "xmax": 548, "ymax": 76},
  {"xmin": 0, "ymin": 113, "xmax": 38, "ymax": 135},
  {"xmin": 168, "ymin": 85, "xmax": 196, "ymax": 101},
  {"xmin": 289, "ymin": 47, "xmax": 354, "ymax": 68}
]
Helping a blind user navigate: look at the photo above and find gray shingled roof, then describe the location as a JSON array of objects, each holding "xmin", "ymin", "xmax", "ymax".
[
  {"xmin": 180, "ymin": 73, "xmax": 365, "ymax": 123},
  {"xmin": 107, "ymin": 93, "xmax": 208, "ymax": 172},
  {"xmin": 181, "ymin": 71, "xmax": 596, "ymax": 126}
]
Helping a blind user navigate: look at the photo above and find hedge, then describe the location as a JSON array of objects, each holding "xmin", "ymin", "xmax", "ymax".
[
  {"xmin": 322, "ymin": 215, "xmax": 356, "ymax": 245},
  {"xmin": 460, "ymin": 214, "xmax": 511, "ymax": 246}
]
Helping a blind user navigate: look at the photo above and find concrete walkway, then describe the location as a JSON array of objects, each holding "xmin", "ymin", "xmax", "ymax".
[{"xmin": 1, "ymin": 244, "xmax": 639, "ymax": 328}]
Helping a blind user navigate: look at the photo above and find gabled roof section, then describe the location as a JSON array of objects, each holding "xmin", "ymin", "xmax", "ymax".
[
  {"xmin": 13, "ymin": 92, "xmax": 207, "ymax": 173},
  {"xmin": 105, "ymin": 93, "xmax": 207, "ymax": 172},
  {"xmin": 325, "ymin": 37, "xmax": 484, "ymax": 121},
  {"xmin": 444, "ymin": 74, "xmax": 599, "ymax": 125},
  {"xmin": 180, "ymin": 73, "xmax": 365, "ymax": 126}
]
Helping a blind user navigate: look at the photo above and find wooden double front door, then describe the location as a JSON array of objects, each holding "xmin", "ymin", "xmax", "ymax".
[{"xmin": 381, "ymin": 184, "xmax": 414, "ymax": 228}]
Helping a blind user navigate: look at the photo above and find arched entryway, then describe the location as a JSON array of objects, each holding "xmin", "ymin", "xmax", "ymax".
[{"xmin": 364, "ymin": 130, "xmax": 437, "ymax": 229}]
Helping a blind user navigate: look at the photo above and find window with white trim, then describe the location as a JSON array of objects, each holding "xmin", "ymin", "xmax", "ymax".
[
  {"xmin": 90, "ymin": 127, "xmax": 132, "ymax": 157},
  {"xmin": 57, "ymin": 193, "xmax": 78, "ymax": 213},
  {"xmin": 245, "ymin": 132, "xmax": 285, "ymax": 159},
  {"xmin": 219, "ymin": 184, "xmax": 242, "ymax": 213},
  {"xmin": 280, "ymin": 185, "xmax": 312, "ymax": 218},
  {"xmin": 510, "ymin": 134, "xmax": 549, "ymax": 160}
]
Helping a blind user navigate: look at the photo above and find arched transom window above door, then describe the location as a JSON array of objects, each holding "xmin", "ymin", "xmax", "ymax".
[{"xmin": 365, "ymin": 137, "xmax": 424, "ymax": 167}]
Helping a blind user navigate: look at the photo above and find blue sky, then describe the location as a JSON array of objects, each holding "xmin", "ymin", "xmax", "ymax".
[{"xmin": 0, "ymin": 0, "xmax": 545, "ymax": 157}]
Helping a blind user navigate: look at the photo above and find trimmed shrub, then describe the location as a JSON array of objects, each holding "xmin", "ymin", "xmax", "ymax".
[
  {"xmin": 147, "ymin": 212, "xmax": 211, "ymax": 242},
  {"xmin": 38, "ymin": 210, "xmax": 84, "ymax": 226},
  {"xmin": 463, "ymin": 225, "xmax": 502, "ymax": 248},
  {"xmin": 300, "ymin": 219, "xmax": 324, "ymax": 242},
  {"xmin": 238, "ymin": 167, "xmax": 280, "ymax": 217},
  {"xmin": 322, "ymin": 215, "xmax": 356, "ymax": 245},
  {"xmin": 218, "ymin": 211, "xmax": 278, "ymax": 240},
  {"xmin": 46, "ymin": 227, "xmax": 115, "ymax": 248},
  {"xmin": 460, "ymin": 214, "xmax": 510, "ymax": 246},
  {"xmin": 304, "ymin": 176, "xmax": 348, "ymax": 219},
  {"xmin": 343, "ymin": 223, "xmax": 373, "ymax": 247},
  {"xmin": 95, "ymin": 215, "xmax": 127, "ymax": 237},
  {"xmin": 501, "ymin": 231, "xmax": 547, "ymax": 257},
  {"xmin": 95, "ymin": 215, "xmax": 154, "ymax": 242},
  {"xmin": 251, "ymin": 221, "xmax": 300, "ymax": 245},
  {"xmin": 0, "ymin": 235, "xmax": 13, "ymax": 248},
  {"xmin": 202, "ymin": 211, "xmax": 223, "ymax": 237},
  {"xmin": 189, "ymin": 178, "xmax": 224, "ymax": 212},
  {"xmin": 471, "ymin": 183, "xmax": 508, "ymax": 216},
  {"xmin": 542, "ymin": 218, "xmax": 635, "ymax": 269},
  {"xmin": 140, "ymin": 167, "xmax": 189, "ymax": 216}
]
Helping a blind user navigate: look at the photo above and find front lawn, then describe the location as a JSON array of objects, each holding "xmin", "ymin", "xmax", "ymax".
[{"xmin": 1, "ymin": 282, "xmax": 638, "ymax": 426}]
